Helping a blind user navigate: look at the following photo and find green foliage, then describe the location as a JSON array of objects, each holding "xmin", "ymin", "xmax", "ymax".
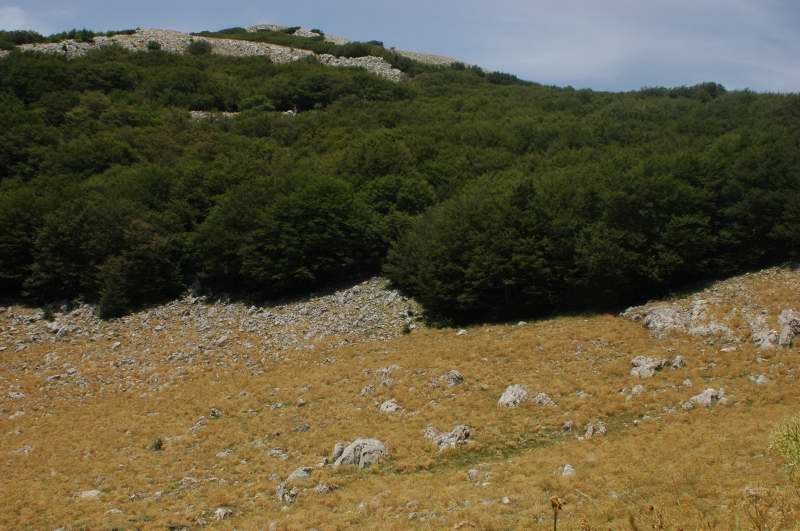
[
  {"xmin": 186, "ymin": 39, "xmax": 213, "ymax": 56},
  {"xmin": 0, "ymin": 36, "xmax": 798, "ymax": 322},
  {"xmin": 146, "ymin": 40, "xmax": 161, "ymax": 51}
]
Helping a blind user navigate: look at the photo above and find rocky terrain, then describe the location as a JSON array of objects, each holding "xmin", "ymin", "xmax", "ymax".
[
  {"xmin": 2, "ymin": 267, "xmax": 800, "ymax": 529},
  {"xmin": 3, "ymin": 28, "xmax": 406, "ymax": 82}
]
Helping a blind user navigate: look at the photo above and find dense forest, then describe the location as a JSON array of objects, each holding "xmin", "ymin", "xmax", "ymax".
[{"xmin": 1, "ymin": 29, "xmax": 799, "ymax": 321}]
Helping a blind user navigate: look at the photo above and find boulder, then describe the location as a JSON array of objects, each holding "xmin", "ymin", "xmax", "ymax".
[
  {"xmin": 532, "ymin": 392, "xmax": 555, "ymax": 406},
  {"xmin": 379, "ymin": 399, "xmax": 402, "ymax": 413},
  {"xmin": 562, "ymin": 464, "xmax": 576, "ymax": 477},
  {"xmin": 333, "ymin": 439, "xmax": 387, "ymax": 468},
  {"xmin": 778, "ymin": 309, "xmax": 800, "ymax": 347},
  {"xmin": 498, "ymin": 384, "xmax": 528, "ymax": 407},
  {"xmin": 630, "ymin": 356, "xmax": 668, "ymax": 379},
  {"xmin": 584, "ymin": 421, "xmax": 606, "ymax": 438},
  {"xmin": 287, "ymin": 467, "xmax": 313, "ymax": 481},
  {"xmin": 440, "ymin": 370, "xmax": 464, "ymax": 387},
  {"xmin": 683, "ymin": 388, "xmax": 726, "ymax": 410},
  {"xmin": 424, "ymin": 425, "xmax": 471, "ymax": 450}
]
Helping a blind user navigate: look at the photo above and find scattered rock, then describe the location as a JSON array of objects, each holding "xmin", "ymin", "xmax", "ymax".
[
  {"xmin": 276, "ymin": 483, "xmax": 298, "ymax": 504},
  {"xmin": 78, "ymin": 490, "xmax": 102, "ymax": 500},
  {"xmin": 314, "ymin": 483, "xmax": 338, "ymax": 494},
  {"xmin": 532, "ymin": 392, "xmax": 555, "ymax": 406},
  {"xmin": 498, "ymin": 384, "xmax": 528, "ymax": 407},
  {"xmin": 440, "ymin": 370, "xmax": 465, "ymax": 387},
  {"xmin": 332, "ymin": 439, "xmax": 387, "ymax": 468},
  {"xmin": 630, "ymin": 356, "xmax": 668, "ymax": 379},
  {"xmin": 562, "ymin": 464, "xmax": 576, "ymax": 477},
  {"xmin": 584, "ymin": 421, "xmax": 607, "ymax": 438},
  {"xmin": 456, "ymin": 329, "xmax": 467, "ymax": 336},
  {"xmin": 683, "ymin": 388, "xmax": 726, "ymax": 410},
  {"xmin": 778, "ymin": 309, "xmax": 800, "ymax": 347},
  {"xmin": 379, "ymin": 399, "xmax": 402, "ymax": 413},
  {"xmin": 749, "ymin": 374, "xmax": 769, "ymax": 385},
  {"xmin": 287, "ymin": 467, "xmax": 313, "ymax": 481},
  {"xmin": 561, "ymin": 420, "xmax": 574, "ymax": 433},
  {"xmin": 214, "ymin": 507, "xmax": 233, "ymax": 521},
  {"xmin": 467, "ymin": 469, "xmax": 479, "ymax": 482},
  {"xmin": 424, "ymin": 425, "xmax": 471, "ymax": 450}
]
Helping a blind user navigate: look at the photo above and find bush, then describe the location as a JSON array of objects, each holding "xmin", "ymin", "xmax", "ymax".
[
  {"xmin": 186, "ymin": 39, "xmax": 213, "ymax": 56},
  {"xmin": 146, "ymin": 40, "xmax": 161, "ymax": 51},
  {"xmin": 770, "ymin": 416, "xmax": 800, "ymax": 468}
]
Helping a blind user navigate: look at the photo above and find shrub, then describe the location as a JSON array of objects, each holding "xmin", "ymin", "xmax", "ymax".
[
  {"xmin": 146, "ymin": 40, "xmax": 161, "ymax": 51},
  {"xmin": 770, "ymin": 416, "xmax": 800, "ymax": 468},
  {"xmin": 186, "ymin": 39, "xmax": 213, "ymax": 56}
]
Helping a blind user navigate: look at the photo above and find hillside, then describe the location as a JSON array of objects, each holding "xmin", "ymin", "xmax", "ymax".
[{"xmin": 2, "ymin": 266, "xmax": 800, "ymax": 528}]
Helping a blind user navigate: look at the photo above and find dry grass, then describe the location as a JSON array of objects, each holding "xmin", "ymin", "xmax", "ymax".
[{"xmin": 2, "ymin": 268, "xmax": 800, "ymax": 529}]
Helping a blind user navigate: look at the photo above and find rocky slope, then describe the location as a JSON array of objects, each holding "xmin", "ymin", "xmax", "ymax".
[
  {"xmin": 4, "ymin": 28, "xmax": 406, "ymax": 82},
  {"xmin": 2, "ymin": 267, "xmax": 799, "ymax": 529}
]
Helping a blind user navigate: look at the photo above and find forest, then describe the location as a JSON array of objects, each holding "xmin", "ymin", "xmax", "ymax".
[{"xmin": 1, "ymin": 29, "xmax": 799, "ymax": 321}]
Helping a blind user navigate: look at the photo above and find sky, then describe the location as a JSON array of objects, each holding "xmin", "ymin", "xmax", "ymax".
[{"xmin": 1, "ymin": 0, "xmax": 799, "ymax": 92}]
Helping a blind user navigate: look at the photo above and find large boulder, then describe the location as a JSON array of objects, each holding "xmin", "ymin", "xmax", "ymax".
[
  {"xmin": 332, "ymin": 439, "xmax": 387, "ymax": 468},
  {"xmin": 498, "ymin": 384, "xmax": 528, "ymax": 407},
  {"xmin": 682, "ymin": 388, "xmax": 726, "ymax": 410}
]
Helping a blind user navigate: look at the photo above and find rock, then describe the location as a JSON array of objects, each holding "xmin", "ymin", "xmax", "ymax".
[
  {"xmin": 360, "ymin": 384, "xmax": 375, "ymax": 396},
  {"xmin": 268, "ymin": 448, "xmax": 289, "ymax": 460},
  {"xmin": 749, "ymin": 374, "xmax": 769, "ymax": 385},
  {"xmin": 440, "ymin": 370, "xmax": 464, "ymax": 387},
  {"xmin": 78, "ymin": 489, "xmax": 102, "ymax": 500},
  {"xmin": 561, "ymin": 420, "xmax": 574, "ymax": 432},
  {"xmin": 314, "ymin": 483, "xmax": 338, "ymax": 494},
  {"xmin": 209, "ymin": 408, "xmax": 222, "ymax": 418},
  {"xmin": 562, "ymin": 464, "xmax": 576, "ymax": 477},
  {"xmin": 584, "ymin": 421, "xmax": 606, "ymax": 438},
  {"xmin": 330, "ymin": 442, "xmax": 348, "ymax": 463},
  {"xmin": 630, "ymin": 356, "xmax": 668, "ymax": 379},
  {"xmin": 683, "ymin": 388, "xmax": 726, "ymax": 410},
  {"xmin": 682, "ymin": 378, "xmax": 693, "ymax": 387},
  {"xmin": 671, "ymin": 355, "xmax": 686, "ymax": 369},
  {"xmin": 424, "ymin": 425, "xmax": 471, "ymax": 450},
  {"xmin": 7, "ymin": 391, "xmax": 24, "ymax": 400},
  {"xmin": 293, "ymin": 423, "xmax": 310, "ymax": 432},
  {"xmin": 501, "ymin": 496, "xmax": 511, "ymax": 504},
  {"xmin": 287, "ymin": 467, "xmax": 313, "ymax": 481},
  {"xmin": 456, "ymin": 329, "xmax": 467, "ymax": 336},
  {"xmin": 749, "ymin": 311, "xmax": 779, "ymax": 349},
  {"xmin": 467, "ymin": 469, "xmax": 479, "ymax": 482},
  {"xmin": 333, "ymin": 438, "xmax": 387, "ymax": 468},
  {"xmin": 630, "ymin": 384, "xmax": 645, "ymax": 396},
  {"xmin": 778, "ymin": 309, "xmax": 800, "ymax": 347},
  {"xmin": 214, "ymin": 507, "xmax": 233, "ymax": 521},
  {"xmin": 532, "ymin": 392, "xmax": 555, "ymax": 406},
  {"xmin": 498, "ymin": 384, "xmax": 528, "ymax": 407},
  {"xmin": 276, "ymin": 483, "xmax": 298, "ymax": 504},
  {"xmin": 379, "ymin": 399, "xmax": 402, "ymax": 413}
]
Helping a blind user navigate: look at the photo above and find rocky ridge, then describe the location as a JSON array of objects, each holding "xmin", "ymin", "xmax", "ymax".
[{"xmin": 8, "ymin": 28, "xmax": 405, "ymax": 82}]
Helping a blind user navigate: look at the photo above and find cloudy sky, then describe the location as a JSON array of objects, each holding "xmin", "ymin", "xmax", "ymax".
[{"xmin": 2, "ymin": 0, "xmax": 798, "ymax": 92}]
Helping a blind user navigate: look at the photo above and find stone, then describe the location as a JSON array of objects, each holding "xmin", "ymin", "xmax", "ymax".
[
  {"xmin": 276, "ymin": 483, "xmax": 298, "ymax": 504},
  {"xmin": 630, "ymin": 356, "xmax": 668, "ymax": 379},
  {"xmin": 498, "ymin": 384, "xmax": 528, "ymax": 407},
  {"xmin": 562, "ymin": 464, "xmax": 576, "ymax": 477},
  {"xmin": 268, "ymin": 448, "xmax": 289, "ymax": 460},
  {"xmin": 78, "ymin": 489, "xmax": 102, "ymax": 500},
  {"xmin": 379, "ymin": 399, "xmax": 402, "ymax": 413},
  {"xmin": 287, "ymin": 467, "xmax": 313, "ymax": 481},
  {"xmin": 584, "ymin": 421, "xmax": 607, "ymax": 438},
  {"xmin": 214, "ymin": 507, "xmax": 233, "ymax": 521},
  {"xmin": 749, "ymin": 311, "xmax": 779, "ymax": 349},
  {"xmin": 532, "ymin": 392, "xmax": 555, "ymax": 406},
  {"xmin": 456, "ymin": 329, "xmax": 467, "ymax": 336},
  {"xmin": 440, "ymin": 370, "xmax": 464, "ymax": 387},
  {"xmin": 467, "ymin": 469, "xmax": 479, "ymax": 482},
  {"xmin": 750, "ymin": 374, "xmax": 769, "ymax": 385},
  {"xmin": 671, "ymin": 355, "xmax": 686, "ymax": 369},
  {"xmin": 314, "ymin": 483, "xmax": 338, "ymax": 494},
  {"xmin": 333, "ymin": 438, "xmax": 387, "ymax": 468},
  {"xmin": 424, "ymin": 425, "xmax": 471, "ymax": 450},
  {"xmin": 561, "ymin": 420, "xmax": 574, "ymax": 433},
  {"xmin": 684, "ymin": 388, "xmax": 726, "ymax": 409},
  {"xmin": 360, "ymin": 384, "xmax": 375, "ymax": 396},
  {"xmin": 778, "ymin": 309, "xmax": 800, "ymax": 347},
  {"xmin": 630, "ymin": 384, "xmax": 645, "ymax": 396}
]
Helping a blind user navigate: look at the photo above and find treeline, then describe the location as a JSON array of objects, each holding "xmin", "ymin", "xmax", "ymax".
[{"xmin": 0, "ymin": 42, "xmax": 798, "ymax": 321}]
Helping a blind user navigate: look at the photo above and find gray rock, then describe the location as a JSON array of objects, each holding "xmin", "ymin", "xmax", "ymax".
[
  {"xmin": 683, "ymin": 388, "xmax": 726, "ymax": 409},
  {"xmin": 424, "ymin": 425, "xmax": 471, "ymax": 450},
  {"xmin": 630, "ymin": 384, "xmax": 646, "ymax": 396},
  {"xmin": 498, "ymin": 384, "xmax": 528, "ymax": 407},
  {"xmin": 778, "ymin": 309, "xmax": 800, "ymax": 347},
  {"xmin": 214, "ymin": 507, "xmax": 233, "ymax": 521},
  {"xmin": 532, "ymin": 392, "xmax": 555, "ymax": 406},
  {"xmin": 360, "ymin": 384, "xmax": 375, "ymax": 396},
  {"xmin": 379, "ymin": 399, "xmax": 402, "ymax": 413},
  {"xmin": 275, "ymin": 483, "xmax": 298, "ymax": 504},
  {"xmin": 561, "ymin": 420, "xmax": 574, "ymax": 432},
  {"xmin": 584, "ymin": 421, "xmax": 607, "ymax": 438},
  {"xmin": 287, "ymin": 467, "xmax": 313, "ymax": 481},
  {"xmin": 749, "ymin": 374, "xmax": 769, "ymax": 385},
  {"xmin": 630, "ymin": 356, "xmax": 668, "ymax": 379},
  {"xmin": 78, "ymin": 489, "xmax": 102, "ymax": 500},
  {"xmin": 333, "ymin": 438, "xmax": 387, "ymax": 468},
  {"xmin": 562, "ymin": 464, "xmax": 576, "ymax": 477},
  {"xmin": 314, "ymin": 483, "xmax": 337, "ymax": 494},
  {"xmin": 467, "ymin": 469, "xmax": 479, "ymax": 482},
  {"xmin": 440, "ymin": 370, "xmax": 464, "ymax": 387}
]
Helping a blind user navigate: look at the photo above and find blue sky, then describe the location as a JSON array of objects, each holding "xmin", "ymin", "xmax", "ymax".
[{"xmin": 2, "ymin": 0, "xmax": 799, "ymax": 92}]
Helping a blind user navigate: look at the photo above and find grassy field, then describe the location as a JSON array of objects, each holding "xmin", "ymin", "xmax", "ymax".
[{"xmin": 2, "ymin": 268, "xmax": 800, "ymax": 529}]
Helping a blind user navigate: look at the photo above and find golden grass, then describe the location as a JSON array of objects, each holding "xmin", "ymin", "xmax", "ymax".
[{"xmin": 2, "ymin": 269, "xmax": 800, "ymax": 529}]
